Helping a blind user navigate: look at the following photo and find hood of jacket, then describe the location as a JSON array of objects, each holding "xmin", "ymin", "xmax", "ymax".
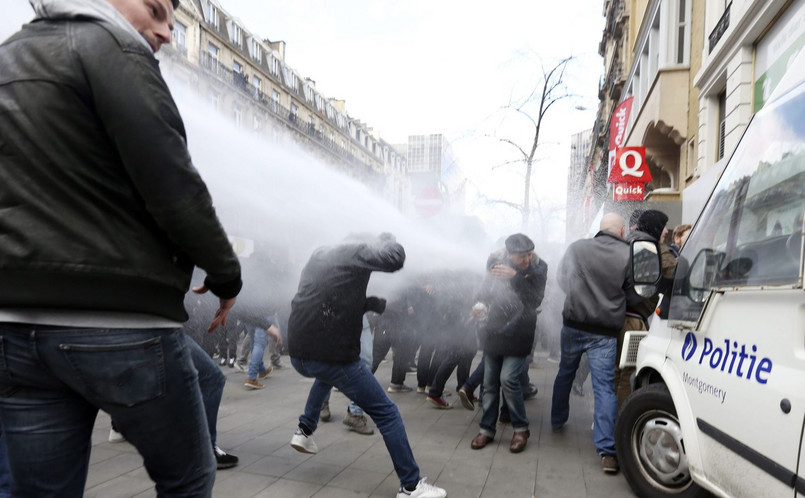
[{"xmin": 29, "ymin": 0, "xmax": 152, "ymax": 52}]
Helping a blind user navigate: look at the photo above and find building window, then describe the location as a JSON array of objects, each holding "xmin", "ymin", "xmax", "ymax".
[
  {"xmin": 271, "ymin": 90, "xmax": 280, "ymax": 112},
  {"xmin": 270, "ymin": 55, "xmax": 279, "ymax": 77},
  {"xmin": 252, "ymin": 75, "xmax": 261, "ymax": 98},
  {"xmin": 233, "ymin": 60, "xmax": 242, "ymax": 74},
  {"xmin": 232, "ymin": 24, "xmax": 243, "ymax": 48},
  {"xmin": 290, "ymin": 103, "xmax": 298, "ymax": 123},
  {"xmin": 172, "ymin": 21, "xmax": 186, "ymax": 55},
  {"xmin": 233, "ymin": 104, "xmax": 242, "ymax": 127},
  {"xmin": 206, "ymin": 2, "xmax": 219, "ymax": 29},
  {"xmin": 250, "ymin": 39, "xmax": 262, "ymax": 62},
  {"xmin": 253, "ymin": 115, "xmax": 262, "ymax": 131},
  {"xmin": 208, "ymin": 42, "xmax": 219, "ymax": 68},
  {"xmin": 209, "ymin": 89, "xmax": 219, "ymax": 111},
  {"xmin": 717, "ymin": 90, "xmax": 727, "ymax": 160},
  {"xmin": 675, "ymin": 0, "xmax": 690, "ymax": 64}
]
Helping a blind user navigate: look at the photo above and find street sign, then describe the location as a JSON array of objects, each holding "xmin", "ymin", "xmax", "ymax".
[{"xmin": 414, "ymin": 187, "xmax": 444, "ymax": 217}]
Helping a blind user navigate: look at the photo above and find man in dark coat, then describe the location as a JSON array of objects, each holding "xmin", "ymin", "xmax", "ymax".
[
  {"xmin": 287, "ymin": 233, "xmax": 446, "ymax": 498},
  {"xmin": 470, "ymin": 234, "xmax": 547, "ymax": 454}
]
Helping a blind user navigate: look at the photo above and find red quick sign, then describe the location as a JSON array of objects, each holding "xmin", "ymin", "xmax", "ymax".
[
  {"xmin": 607, "ymin": 147, "xmax": 652, "ymax": 183},
  {"xmin": 608, "ymin": 146, "xmax": 651, "ymax": 202},
  {"xmin": 613, "ymin": 183, "xmax": 645, "ymax": 201}
]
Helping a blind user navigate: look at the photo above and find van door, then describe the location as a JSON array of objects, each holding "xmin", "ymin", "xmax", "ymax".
[{"xmin": 667, "ymin": 80, "xmax": 805, "ymax": 496}]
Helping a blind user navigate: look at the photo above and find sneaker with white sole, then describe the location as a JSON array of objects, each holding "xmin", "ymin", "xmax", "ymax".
[
  {"xmin": 234, "ymin": 362, "xmax": 248, "ymax": 373},
  {"xmin": 108, "ymin": 427, "xmax": 125, "ymax": 443},
  {"xmin": 388, "ymin": 383, "xmax": 413, "ymax": 393},
  {"xmin": 427, "ymin": 395, "xmax": 452, "ymax": 409},
  {"xmin": 601, "ymin": 454, "xmax": 619, "ymax": 474},
  {"xmin": 244, "ymin": 378, "xmax": 264, "ymax": 390},
  {"xmin": 396, "ymin": 477, "xmax": 447, "ymax": 498},
  {"xmin": 290, "ymin": 428, "xmax": 318, "ymax": 454},
  {"xmin": 214, "ymin": 445, "xmax": 238, "ymax": 469},
  {"xmin": 343, "ymin": 412, "xmax": 374, "ymax": 435}
]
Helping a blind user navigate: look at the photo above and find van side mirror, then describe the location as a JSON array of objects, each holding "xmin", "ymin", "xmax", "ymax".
[
  {"xmin": 631, "ymin": 240, "xmax": 661, "ymax": 297},
  {"xmin": 688, "ymin": 248, "xmax": 721, "ymax": 303}
]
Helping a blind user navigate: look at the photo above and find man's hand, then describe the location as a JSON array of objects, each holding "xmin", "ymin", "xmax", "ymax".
[
  {"xmin": 471, "ymin": 302, "xmax": 488, "ymax": 320},
  {"xmin": 192, "ymin": 284, "xmax": 237, "ymax": 333},
  {"xmin": 491, "ymin": 264, "xmax": 516, "ymax": 280},
  {"xmin": 267, "ymin": 324, "xmax": 283, "ymax": 350}
]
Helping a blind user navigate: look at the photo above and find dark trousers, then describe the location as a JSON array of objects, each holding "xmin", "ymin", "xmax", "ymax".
[{"xmin": 428, "ymin": 346, "xmax": 474, "ymax": 397}]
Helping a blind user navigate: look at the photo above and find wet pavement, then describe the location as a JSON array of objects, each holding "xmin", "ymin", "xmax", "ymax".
[{"xmin": 84, "ymin": 349, "xmax": 637, "ymax": 497}]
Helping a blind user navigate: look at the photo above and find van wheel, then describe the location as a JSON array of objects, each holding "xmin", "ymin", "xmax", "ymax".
[{"xmin": 616, "ymin": 383, "xmax": 709, "ymax": 497}]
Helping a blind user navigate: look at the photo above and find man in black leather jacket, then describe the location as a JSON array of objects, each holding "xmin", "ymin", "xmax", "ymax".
[{"xmin": 0, "ymin": 0, "xmax": 241, "ymax": 495}]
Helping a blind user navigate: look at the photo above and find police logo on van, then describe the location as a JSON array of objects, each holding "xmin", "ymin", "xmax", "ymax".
[
  {"xmin": 680, "ymin": 332, "xmax": 773, "ymax": 385},
  {"xmin": 681, "ymin": 332, "xmax": 697, "ymax": 361}
]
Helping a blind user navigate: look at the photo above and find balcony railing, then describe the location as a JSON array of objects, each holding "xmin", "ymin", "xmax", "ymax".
[
  {"xmin": 193, "ymin": 49, "xmax": 375, "ymax": 172},
  {"xmin": 709, "ymin": 2, "xmax": 731, "ymax": 53}
]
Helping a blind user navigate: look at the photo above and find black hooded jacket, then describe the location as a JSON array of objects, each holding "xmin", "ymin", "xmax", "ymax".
[{"xmin": 288, "ymin": 241, "xmax": 405, "ymax": 363}]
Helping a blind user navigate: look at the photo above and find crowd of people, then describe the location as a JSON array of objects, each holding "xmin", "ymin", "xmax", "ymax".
[{"xmin": 0, "ymin": 0, "xmax": 693, "ymax": 496}]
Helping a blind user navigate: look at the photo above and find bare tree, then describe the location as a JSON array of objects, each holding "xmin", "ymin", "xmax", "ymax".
[{"xmin": 486, "ymin": 55, "xmax": 574, "ymax": 230}]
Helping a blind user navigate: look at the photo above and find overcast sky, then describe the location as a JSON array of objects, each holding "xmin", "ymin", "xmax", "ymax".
[
  {"xmin": 2, "ymin": 0, "xmax": 605, "ymax": 240},
  {"xmin": 212, "ymin": 0, "xmax": 605, "ymax": 229}
]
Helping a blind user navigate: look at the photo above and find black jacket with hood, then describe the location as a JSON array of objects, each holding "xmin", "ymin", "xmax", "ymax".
[
  {"xmin": 0, "ymin": 0, "xmax": 241, "ymax": 321},
  {"xmin": 288, "ymin": 239, "xmax": 405, "ymax": 363}
]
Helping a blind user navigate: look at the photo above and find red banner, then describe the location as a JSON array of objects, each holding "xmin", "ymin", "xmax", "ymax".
[
  {"xmin": 607, "ymin": 97, "xmax": 634, "ymax": 175},
  {"xmin": 609, "ymin": 97, "xmax": 634, "ymax": 150}
]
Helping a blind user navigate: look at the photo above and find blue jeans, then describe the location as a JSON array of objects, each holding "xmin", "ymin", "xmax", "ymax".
[
  {"xmin": 551, "ymin": 325, "xmax": 617, "ymax": 456},
  {"xmin": 0, "ymin": 324, "xmax": 215, "ymax": 497},
  {"xmin": 0, "ymin": 431, "xmax": 10, "ymax": 498},
  {"xmin": 479, "ymin": 354, "xmax": 528, "ymax": 437},
  {"xmin": 247, "ymin": 327, "xmax": 271, "ymax": 380},
  {"xmin": 347, "ymin": 326, "xmax": 373, "ymax": 416},
  {"xmin": 187, "ymin": 336, "xmax": 226, "ymax": 447},
  {"xmin": 292, "ymin": 357, "xmax": 420, "ymax": 488},
  {"xmin": 464, "ymin": 358, "xmax": 484, "ymax": 392},
  {"xmin": 322, "ymin": 325, "xmax": 373, "ymax": 416}
]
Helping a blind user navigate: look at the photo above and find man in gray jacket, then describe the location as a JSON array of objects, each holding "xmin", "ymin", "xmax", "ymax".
[
  {"xmin": 550, "ymin": 213, "xmax": 636, "ymax": 475},
  {"xmin": 0, "ymin": 0, "xmax": 241, "ymax": 495}
]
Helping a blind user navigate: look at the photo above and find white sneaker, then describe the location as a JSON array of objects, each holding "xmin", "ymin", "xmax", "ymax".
[
  {"xmin": 396, "ymin": 477, "xmax": 447, "ymax": 498},
  {"xmin": 108, "ymin": 427, "xmax": 125, "ymax": 443},
  {"xmin": 290, "ymin": 428, "xmax": 318, "ymax": 454}
]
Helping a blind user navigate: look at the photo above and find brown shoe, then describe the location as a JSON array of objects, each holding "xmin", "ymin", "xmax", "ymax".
[
  {"xmin": 509, "ymin": 430, "xmax": 530, "ymax": 453},
  {"xmin": 471, "ymin": 433, "xmax": 492, "ymax": 450},
  {"xmin": 244, "ymin": 378, "xmax": 264, "ymax": 390},
  {"xmin": 258, "ymin": 365, "xmax": 273, "ymax": 380}
]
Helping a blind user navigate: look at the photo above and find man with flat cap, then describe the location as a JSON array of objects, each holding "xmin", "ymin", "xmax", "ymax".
[{"xmin": 470, "ymin": 234, "xmax": 547, "ymax": 453}]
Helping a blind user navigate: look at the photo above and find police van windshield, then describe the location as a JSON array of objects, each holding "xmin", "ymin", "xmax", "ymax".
[{"xmin": 668, "ymin": 81, "xmax": 805, "ymax": 325}]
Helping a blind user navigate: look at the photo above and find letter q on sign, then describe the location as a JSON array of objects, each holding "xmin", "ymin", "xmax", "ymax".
[
  {"xmin": 619, "ymin": 150, "xmax": 644, "ymax": 178},
  {"xmin": 607, "ymin": 146, "xmax": 652, "ymax": 183}
]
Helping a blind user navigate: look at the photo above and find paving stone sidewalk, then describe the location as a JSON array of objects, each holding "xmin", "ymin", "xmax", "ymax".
[{"xmin": 85, "ymin": 350, "xmax": 637, "ymax": 497}]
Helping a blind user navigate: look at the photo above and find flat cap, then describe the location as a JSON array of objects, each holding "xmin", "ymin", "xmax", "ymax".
[{"xmin": 505, "ymin": 233, "xmax": 535, "ymax": 254}]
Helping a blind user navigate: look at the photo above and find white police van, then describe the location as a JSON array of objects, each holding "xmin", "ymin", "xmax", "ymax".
[{"xmin": 617, "ymin": 51, "xmax": 805, "ymax": 498}]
